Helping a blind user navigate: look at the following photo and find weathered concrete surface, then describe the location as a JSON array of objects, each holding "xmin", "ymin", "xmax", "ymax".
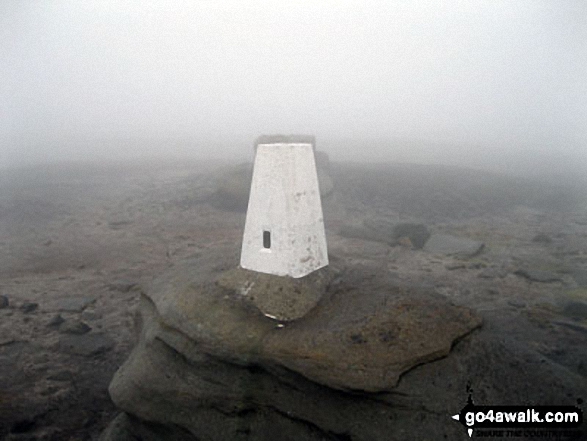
[
  {"xmin": 423, "ymin": 234, "xmax": 484, "ymax": 257},
  {"xmin": 210, "ymin": 151, "xmax": 334, "ymax": 213},
  {"xmin": 241, "ymin": 141, "xmax": 328, "ymax": 278}
]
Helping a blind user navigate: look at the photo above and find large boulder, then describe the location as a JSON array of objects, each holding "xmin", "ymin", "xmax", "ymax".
[
  {"xmin": 117, "ymin": 249, "xmax": 481, "ymax": 391},
  {"xmin": 102, "ymin": 244, "xmax": 587, "ymax": 440},
  {"xmin": 102, "ymin": 244, "xmax": 491, "ymax": 440}
]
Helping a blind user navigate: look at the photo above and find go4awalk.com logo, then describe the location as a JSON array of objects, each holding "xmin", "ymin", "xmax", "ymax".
[{"xmin": 451, "ymin": 394, "xmax": 584, "ymax": 438}]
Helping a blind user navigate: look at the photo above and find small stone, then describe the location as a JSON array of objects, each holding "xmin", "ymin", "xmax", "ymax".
[
  {"xmin": 59, "ymin": 320, "xmax": 92, "ymax": 335},
  {"xmin": 58, "ymin": 333, "xmax": 115, "ymax": 356},
  {"xmin": 20, "ymin": 302, "xmax": 38, "ymax": 313},
  {"xmin": 47, "ymin": 314, "xmax": 65, "ymax": 327},
  {"xmin": 0, "ymin": 295, "xmax": 8, "ymax": 309}
]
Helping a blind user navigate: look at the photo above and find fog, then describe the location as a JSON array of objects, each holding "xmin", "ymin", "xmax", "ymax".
[{"xmin": 1, "ymin": 0, "xmax": 586, "ymax": 176}]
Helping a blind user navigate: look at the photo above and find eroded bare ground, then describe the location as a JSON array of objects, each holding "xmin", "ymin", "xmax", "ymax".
[{"xmin": 0, "ymin": 159, "xmax": 586, "ymax": 440}]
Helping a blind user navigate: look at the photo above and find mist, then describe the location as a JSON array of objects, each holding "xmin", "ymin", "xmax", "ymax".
[{"xmin": 1, "ymin": 0, "xmax": 586, "ymax": 176}]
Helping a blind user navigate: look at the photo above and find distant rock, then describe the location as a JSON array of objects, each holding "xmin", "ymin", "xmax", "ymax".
[
  {"xmin": 45, "ymin": 296, "xmax": 97, "ymax": 313},
  {"xmin": 340, "ymin": 219, "xmax": 430, "ymax": 249},
  {"xmin": 58, "ymin": 333, "xmax": 115, "ymax": 356},
  {"xmin": 532, "ymin": 233, "xmax": 552, "ymax": 244},
  {"xmin": 20, "ymin": 302, "xmax": 38, "ymax": 313},
  {"xmin": 514, "ymin": 269, "xmax": 562, "ymax": 283},
  {"xmin": 81, "ymin": 310, "xmax": 101, "ymax": 321},
  {"xmin": 59, "ymin": 320, "xmax": 92, "ymax": 335},
  {"xmin": 561, "ymin": 301, "xmax": 587, "ymax": 321},
  {"xmin": 423, "ymin": 234, "xmax": 484, "ymax": 257},
  {"xmin": 0, "ymin": 295, "xmax": 8, "ymax": 309},
  {"xmin": 339, "ymin": 223, "xmax": 389, "ymax": 243},
  {"xmin": 392, "ymin": 223, "xmax": 430, "ymax": 249},
  {"xmin": 47, "ymin": 314, "xmax": 65, "ymax": 327}
]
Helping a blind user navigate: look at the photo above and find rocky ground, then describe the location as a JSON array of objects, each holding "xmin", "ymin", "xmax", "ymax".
[{"xmin": 0, "ymin": 157, "xmax": 586, "ymax": 440}]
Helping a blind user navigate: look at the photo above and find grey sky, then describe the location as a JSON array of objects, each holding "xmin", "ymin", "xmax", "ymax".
[{"xmin": 1, "ymin": 0, "xmax": 586, "ymax": 172}]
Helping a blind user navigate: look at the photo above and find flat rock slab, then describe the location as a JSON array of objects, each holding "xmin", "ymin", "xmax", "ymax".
[
  {"xmin": 217, "ymin": 267, "xmax": 332, "ymax": 321},
  {"xmin": 262, "ymin": 285, "xmax": 481, "ymax": 391},
  {"xmin": 339, "ymin": 220, "xmax": 430, "ymax": 249},
  {"xmin": 142, "ymin": 254, "xmax": 482, "ymax": 392},
  {"xmin": 423, "ymin": 234, "xmax": 484, "ymax": 257},
  {"xmin": 514, "ymin": 269, "xmax": 562, "ymax": 283},
  {"xmin": 58, "ymin": 333, "xmax": 115, "ymax": 356},
  {"xmin": 45, "ymin": 296, "xmax": 97, "ymax": 312}
]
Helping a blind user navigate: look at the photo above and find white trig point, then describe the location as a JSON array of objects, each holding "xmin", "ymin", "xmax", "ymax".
[{"xmin": 240, "ymin": 135, "xmax": 329, "ymax": 278}]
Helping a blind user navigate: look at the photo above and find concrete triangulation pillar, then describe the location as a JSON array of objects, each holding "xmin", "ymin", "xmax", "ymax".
[{"xmin": 240, "ymin": 135, "xmax": 329, "ymax": 278}]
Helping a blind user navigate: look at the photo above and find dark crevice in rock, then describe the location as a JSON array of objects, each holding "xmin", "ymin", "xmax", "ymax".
[{"xmin": 267, "ymin": 405, "xmax": 353, "ymax": 441}]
